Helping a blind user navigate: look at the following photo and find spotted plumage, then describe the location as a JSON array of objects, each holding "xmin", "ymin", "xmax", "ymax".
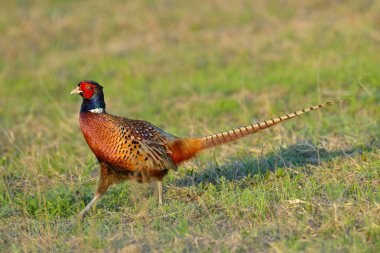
[
  {"xmin": 80, "ymin": 113, "xmax": 177, "ymax": 180},
  {"xmin": 71, "ymin": 80, "xmax": 347, "ymax": 218}
]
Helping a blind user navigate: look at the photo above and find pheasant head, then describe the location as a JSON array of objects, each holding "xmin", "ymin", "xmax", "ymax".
[{"xmin": 71, "ymin": 80, "xmax": 106, "ymax": 113}]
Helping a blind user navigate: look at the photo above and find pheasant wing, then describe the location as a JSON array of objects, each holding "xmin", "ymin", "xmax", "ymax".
[{"xmin": 112, "ymin": 119, "xmax": 177, "ymax": 172}]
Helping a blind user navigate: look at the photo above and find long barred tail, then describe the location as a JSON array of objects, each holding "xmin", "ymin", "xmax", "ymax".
[{"xmin": 200, "ymin": 100, "xmax": 348, "ymax": 149}]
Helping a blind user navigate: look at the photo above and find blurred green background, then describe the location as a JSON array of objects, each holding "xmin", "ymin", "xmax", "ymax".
[{"xmin": 0, "ymin": 0, "xmax": 379, "ymax": 252}]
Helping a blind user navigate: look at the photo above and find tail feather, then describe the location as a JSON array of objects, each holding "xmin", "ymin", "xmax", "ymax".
[{"xmin": 200, "ymin": 100, "xmax": 348, "ymax": 150}]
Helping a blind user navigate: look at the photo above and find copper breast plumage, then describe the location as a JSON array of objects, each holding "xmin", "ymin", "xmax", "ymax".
[{"xmin": 79, "ymin": 113, "xmax": 177, "ymax": 173}]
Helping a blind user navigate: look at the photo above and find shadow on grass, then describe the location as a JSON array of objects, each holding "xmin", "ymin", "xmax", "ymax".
[
  {"xmin": 174, "ymin": 139, "xmax": 376, "ymax": 187},
  {"xmin": 6, "ymin": 139, "xmax": 377, "ymax": 219}
]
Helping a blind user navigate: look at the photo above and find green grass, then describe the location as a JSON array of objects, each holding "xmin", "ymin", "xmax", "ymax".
[{"xmin": 1, "ymin": 0, "xmax": 379, "ymax": 252}]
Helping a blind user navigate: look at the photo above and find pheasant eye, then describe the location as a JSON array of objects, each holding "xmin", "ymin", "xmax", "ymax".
[{"xmin": 86, "ymin": 85, "xmax": 91, "ymax": 90}]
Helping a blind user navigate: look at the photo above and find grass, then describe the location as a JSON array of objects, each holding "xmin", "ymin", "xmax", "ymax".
[{"xmin": 1, "ymin": 0, "xmax": 379, "ymax": 252}]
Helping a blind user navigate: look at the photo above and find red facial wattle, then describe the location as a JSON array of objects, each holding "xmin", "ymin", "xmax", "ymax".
[{"xmin": 79, "ymin": 82, "xmax": 96, "ymax": 99}]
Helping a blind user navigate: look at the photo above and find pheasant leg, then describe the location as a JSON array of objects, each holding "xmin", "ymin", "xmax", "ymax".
[
  {"xmin": 157, "ymin": 180, "xmax": 163, "ymax": 205},
  {"xmin": 77, "ymin": 194, "xmax": 101, "ymax": 219}
]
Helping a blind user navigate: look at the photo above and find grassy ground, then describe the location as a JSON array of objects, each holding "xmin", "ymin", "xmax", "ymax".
[{"xmin": 1, "ymin": 0, "xmax": 379, "ymax": 252}]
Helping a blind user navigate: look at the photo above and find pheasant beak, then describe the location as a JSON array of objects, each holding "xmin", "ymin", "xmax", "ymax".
[{"xmin": 70, "ymin": 87, "xmax": 83, "ymax": 95}]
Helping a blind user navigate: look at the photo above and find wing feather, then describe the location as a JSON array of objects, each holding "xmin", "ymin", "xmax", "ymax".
[{"xmin": 112, "ymin": 119, "xmax": 177, "ymax": 171}]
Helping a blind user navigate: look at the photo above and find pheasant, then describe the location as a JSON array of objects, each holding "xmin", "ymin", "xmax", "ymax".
[{"xmin": 71, "ymin": 80, "xmax": 345, "ymax": 218}]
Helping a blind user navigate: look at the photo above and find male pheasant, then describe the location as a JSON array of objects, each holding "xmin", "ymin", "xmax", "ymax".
[{"xmin": 71, "ymin": 80, "xmax": 344, "ymax": 218}]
